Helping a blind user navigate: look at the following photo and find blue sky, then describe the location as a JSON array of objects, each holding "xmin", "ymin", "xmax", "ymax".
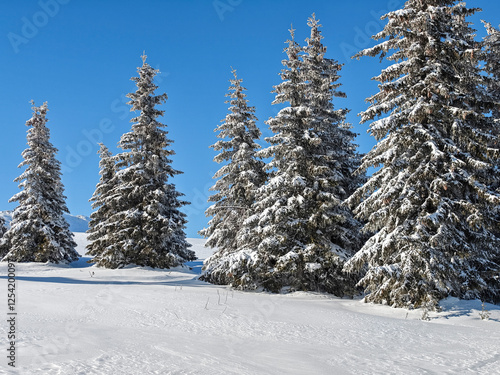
[{"xmin": 1, "ymin": 0, "xmax": 498, "ymax": 237}]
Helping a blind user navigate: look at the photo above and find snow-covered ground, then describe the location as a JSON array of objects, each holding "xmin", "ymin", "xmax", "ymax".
[{"xmin": 0, "ymin": 234, "xmax": 499, "ymax": 374}]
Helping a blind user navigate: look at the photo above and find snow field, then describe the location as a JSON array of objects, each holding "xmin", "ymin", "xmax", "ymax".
[{"xmin": 0, "ymin": 233, "xmax": 498, "ymax": 374}]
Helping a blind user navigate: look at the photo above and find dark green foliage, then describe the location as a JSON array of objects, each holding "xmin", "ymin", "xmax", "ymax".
[
  {"xmin": 345, "ymin": 0, "xmax": 500, "ymax": 309},
  {"xmin": 1, "ymin": 102, "xmax": 79, "ymax": 263},
  {"xmin": 200, "ymin": 69, "xmax": 266, "ymax": 284},
  {"xmin": 229, "ymin": 19, "xmax": 362, "ymax": 296},
  {"xmin": 86, "ymin": 144, "xmax": 120, "ymax": 264},
  {"xmin": 87, "ymin": 55, "xmax": 195, "ymax": 269},
  {"xmin": 0, "ymin": 217, "xmax": 6, "ymax": 239}
]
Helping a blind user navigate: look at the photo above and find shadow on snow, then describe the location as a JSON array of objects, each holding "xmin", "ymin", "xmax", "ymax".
[{"xmin": 0, "ymin": 275, "xmax": 210, "ymax": 287}]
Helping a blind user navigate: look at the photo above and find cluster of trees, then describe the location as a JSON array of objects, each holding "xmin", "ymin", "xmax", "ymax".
[
  {"xmin": 201, "ymin": 3, "xmax": 500, "ymax": 310},
  {"xmin": 201, "ymin": 15, "xmax": 364, "ymax": 297},
  {"xmin": 0, "ymin": 55, "xmax": 194, "ymax": 268},
  {"xmin": 0, "ymin": 0, "xmax": 498, "ymax": 312}
]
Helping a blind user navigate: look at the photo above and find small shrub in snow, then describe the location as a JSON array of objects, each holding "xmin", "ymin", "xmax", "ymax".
[{"xmin": 479, "ymin": 302, "xmax": 491, "ymax": 321}]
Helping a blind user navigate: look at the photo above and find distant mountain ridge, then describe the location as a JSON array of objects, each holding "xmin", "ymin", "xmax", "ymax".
[{"xmin": 0, "ymin": 211, "xmax": 90, "ymax": 233}]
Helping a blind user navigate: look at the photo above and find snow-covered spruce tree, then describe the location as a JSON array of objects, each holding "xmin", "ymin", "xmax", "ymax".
[
  {"xmin": 199, "ymin": 68, "xmax": 266, "ymax": 285},
  {"xmin": 482, "ymin": 21, "xmax": 500, "ymax": 275},
  {"xmin": 0, "ymin": 216, "xmax": 6, "ymax": 259},
  {"xmin": 482, "ymin": 21, "xmax": 500, "ymax": 122},
  {"xmin": 86, "ymin": 143, "xmax": 120, "ymax": 265},
  {"xmin": 89, "ymin": 54, "xmax": 195, "ymax": 269},
  {"xmin": 1, "ymin": 101, "xmax": 78, "ymax": 263},
  {"xmin": 230, "ymin": 27, "xmax": 359, "ymax": 296},
  {"xmin": 0, "ymin": 217, "xmax": 6, "ymax": 239},
  {"xmin": 302, "ymin": 14, "xmax": 365, "ymax": 255},
  {"xmin": 483, "ymin": 22, "xmax": 500, "ymax": 177},
  {"xmin": 345, "ymin": 1, "xmax": 500, "ymax": 309}
]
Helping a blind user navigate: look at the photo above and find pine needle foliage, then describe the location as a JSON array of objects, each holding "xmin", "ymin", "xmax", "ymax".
[
  {"xmin": 88, "ymin": 55, "xmax": 195, "ymax": 269},
  {"xmin": 1, "ymin": 101, "xmax": 78, "ymax": 263},
  {"xmin": 229, "ymin": 20, "xmax": 362, "ymax": 296},
  {"xmin": 200, "ymin": 69, "xmax": 266, "ymax": 284},
  {"xmin": 345, "ymin": 1, "xmax": 500, "ymax": 309}
]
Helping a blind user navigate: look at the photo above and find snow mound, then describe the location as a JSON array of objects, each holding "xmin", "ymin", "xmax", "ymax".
[{"xmin": 63, "ymin": 214, "xmax": 90, "ymax": 233}]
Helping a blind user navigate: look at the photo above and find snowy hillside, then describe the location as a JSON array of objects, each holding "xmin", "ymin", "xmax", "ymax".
[
  {"xmin": 0, "ymin": 234, "xmax": 498, "ymax": 374},
  {"xmin": 0, "ymin": 211, "xmax": 89, "ymax": 233}
]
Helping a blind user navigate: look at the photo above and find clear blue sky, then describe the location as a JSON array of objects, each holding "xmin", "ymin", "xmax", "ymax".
[{"xmin": 1, "ymin": 0, "xmax": 498, "ymax": 237}]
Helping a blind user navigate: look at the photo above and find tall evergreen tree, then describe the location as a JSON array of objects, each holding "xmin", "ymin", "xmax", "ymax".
[
  {"xmin": 302, "ymin": 14, "xmax": 365, "ymax": 255},
  {"xmin": 89, "ymin": 55, "xmax": 195, "ymax": 269},
  {"xmin": 482, "ymin": 21, "xmax": 500, "ymax": 253},
  {"xmin": 200, "ymin": 69, "xmax": 266, "ymax": 285},
  {"xmin": 0, "ymin": 217, "xmax": 6, "ymax": 239},
  {"xmin": 1, "ymin": 101, "xmax": 79, "ymax": 263},
  {"xmin": 86, "ymin": 143, "xmax": 120, "ymax": 265},
  {"xmin": 482, "ymin": 21, "xmax": 500, "ymax": 122},
  {"xmin": 345, "ymin": 1, "xmax": 500, "ymax": 309},
  {"xmin": 230, "ymin": 26, "xmax": 358, "ymax": 295}
]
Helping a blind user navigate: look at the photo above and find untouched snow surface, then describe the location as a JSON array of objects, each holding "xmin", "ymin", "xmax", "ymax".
[{"xmin": 0, "ymin": 234, "xmax": 499, "ymax": 374}]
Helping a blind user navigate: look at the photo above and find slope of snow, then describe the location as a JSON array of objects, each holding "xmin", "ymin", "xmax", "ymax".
[
  {"xmin": 0, "ymin": 235, "xmax": 498, "ymax": 374},
  {"xmin": 62, "ymin": 215, "xmax": 90, "ymax": 233},
  {"xmin": 0, "ymin": 211, "xmax": 89, "ymax": 233}
]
